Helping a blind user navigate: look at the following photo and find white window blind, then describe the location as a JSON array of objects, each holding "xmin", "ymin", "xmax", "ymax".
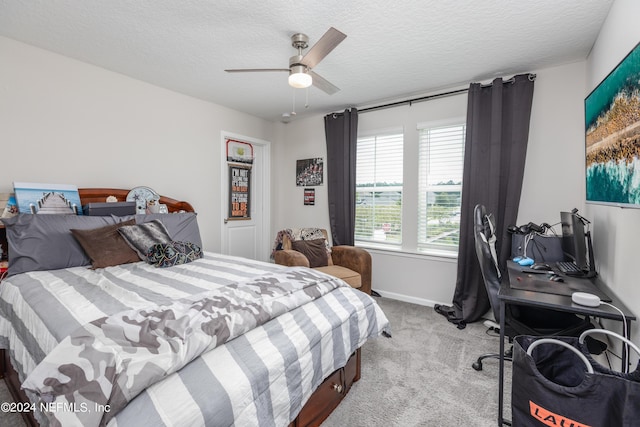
[
  {"xmin": 418, "ymin": 124, "xmax": 466, "ymax": 251},
  {"xmin": 356, "ymin": 132, "xmax": 403, "ymax": 244}
]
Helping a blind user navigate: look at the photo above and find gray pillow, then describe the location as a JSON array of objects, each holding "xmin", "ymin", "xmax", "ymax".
[
  {"xmin": 1, "ymin": 214, "xmax": 120, "ymax": 276},
  {"xmin": 117, "ymin": 220, "xmax": 173, "ymax": 259},
  {"xmin": 115, "ymin": 212, "xmax": 203, "ymax": 248}
]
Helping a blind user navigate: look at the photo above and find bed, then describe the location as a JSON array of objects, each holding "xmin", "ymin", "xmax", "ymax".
[{"xmin": 0, "ymin": 188, "xmax": 390, "ymax": 427}]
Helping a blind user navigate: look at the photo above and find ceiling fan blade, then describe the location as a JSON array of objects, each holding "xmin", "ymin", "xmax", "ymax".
[
  {"xmin": 301, "ymin": 27, "xmax": 346, "ymax": 69},
  {"xmin": 225, "ymin": 68, "xmax": 289, "ymax": 73},
  {"xmin": 309, "ymin": 71, "xmax": 340, "ymax": 95}
]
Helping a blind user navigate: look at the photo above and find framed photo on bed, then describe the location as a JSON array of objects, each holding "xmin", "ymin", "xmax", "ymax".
[{"xmin": 585, "ymin": 41, "xmax": 640, "ymax": 208}]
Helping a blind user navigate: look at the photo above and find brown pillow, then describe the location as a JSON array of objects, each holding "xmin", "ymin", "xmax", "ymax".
[
  {"xmin": 291, "ymin": 238, "xmax": 329, "ymax": 268},
  {"xmin": 71, "ymin": 219, "xmax": 140, "ymax": 268}
]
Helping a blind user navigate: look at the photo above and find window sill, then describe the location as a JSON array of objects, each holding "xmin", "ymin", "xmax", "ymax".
[{"xmin": 355, "ymin": 241, "xmax": 458, "ymax": 262}]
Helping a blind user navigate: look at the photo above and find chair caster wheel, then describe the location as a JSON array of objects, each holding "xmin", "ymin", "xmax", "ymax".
[{"xmin": 472, "ymin": 361, "xmax": 483, "ymax": 371}]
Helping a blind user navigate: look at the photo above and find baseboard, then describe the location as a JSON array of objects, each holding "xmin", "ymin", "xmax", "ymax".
[{"xmin": 372, "ymin": 289, "xmax": 449, "ymax": 308}]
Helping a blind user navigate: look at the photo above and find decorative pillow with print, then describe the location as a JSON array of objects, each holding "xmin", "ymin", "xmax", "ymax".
[
  {"xmin": 146, "ymin": 241, "xmax": 203, "ymax": 268},
  {"xmin": 117, "ymin": 219, "xmax": 172, "ymax": 259},
  {"xmin": 290, "ymin": 227, "xmax": 332, "ymax": 255}
]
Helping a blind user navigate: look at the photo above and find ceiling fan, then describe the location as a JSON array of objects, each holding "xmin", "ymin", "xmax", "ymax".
[{"xmin": 225, "ymin": 27, "xmax": 347, "ymax": 95}]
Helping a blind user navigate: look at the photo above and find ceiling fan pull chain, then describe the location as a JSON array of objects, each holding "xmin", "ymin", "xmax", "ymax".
[{"xmin": 291, "ymin": 89, "xmax": 297, "ymax": 115}]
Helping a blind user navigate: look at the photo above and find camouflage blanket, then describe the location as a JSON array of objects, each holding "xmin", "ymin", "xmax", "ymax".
[{"xmin": 21, "ymin": 267, "xmax": 345, "ymax": 427}]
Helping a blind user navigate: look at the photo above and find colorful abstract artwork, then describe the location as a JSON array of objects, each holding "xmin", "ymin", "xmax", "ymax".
[{"xmin": 585, "ymin": 42, "xmax": 640, "ymax": 207}]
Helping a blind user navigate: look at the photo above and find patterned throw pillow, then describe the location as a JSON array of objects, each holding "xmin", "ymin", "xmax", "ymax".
[
  {"xmin": 146, "ymin": 241, "xmax": 203, "ymax": 268},
  {"xmin": 117, "ymin": 220, "xmax": 172, "ymax": 259}
]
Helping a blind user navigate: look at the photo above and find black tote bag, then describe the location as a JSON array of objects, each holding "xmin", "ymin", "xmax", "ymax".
[{"xmin": 512, "ymin": 333, "xmax": 640, "ymax": 427}]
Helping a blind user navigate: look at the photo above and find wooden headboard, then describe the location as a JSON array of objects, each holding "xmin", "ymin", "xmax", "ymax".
[{"xmin": 78, "ymin": 188, "xmax": 195, "ymax": 213}]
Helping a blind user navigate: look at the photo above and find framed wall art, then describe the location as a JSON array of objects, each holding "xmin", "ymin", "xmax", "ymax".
[
  {"xmin": 228, "ymin": 165, "xmax": 251, "ymax": 219},
  {"xmin": 296, "ymin": 158, "xmax": 323, "ymax": 186},
  {"xmin": 13, "ymin": 182, "xmax": 83, "ymax": 215},
  {"xmin": 304, "ymin": 188, "xmax": 315, "ymax": 205},
  {"xmin": 226, "ymin": 139, "xmax": 254, "ymax": 164},
  {"xmin": 585, "ymin": 41, "xmax": 640, "ymax": 207}
]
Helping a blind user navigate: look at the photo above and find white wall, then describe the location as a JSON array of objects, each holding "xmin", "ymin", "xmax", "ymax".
[
  {"xmin": 0, "ymin": 36, "xmax": 276, "ymax": 251},
  {"xmin": 518, "ymin": 62, "xmax": 587, "ymax": 223},
  {"xmin": 272, "ymin": 115, "xmax": 330, "ymax": 234},
  {"xmin": 584, "ymin": 0, "xmax": 640, "ymax": 358}
]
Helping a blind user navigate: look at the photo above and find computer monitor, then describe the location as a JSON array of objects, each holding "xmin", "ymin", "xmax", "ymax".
[{"xmin": 560, "ymin": 211, "xmax": 590, "ymax": 272}]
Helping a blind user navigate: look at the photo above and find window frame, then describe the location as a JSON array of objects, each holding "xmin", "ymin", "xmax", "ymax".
[
  {"xmin": 416, "ymin": 119, "xmax": 466, "ymax": 254},
  {"xmin": 355, "ymin": 128, "xmax": 404, "ymax": 247},
  {"xmin": 355, "ymin": 119, "xmax": 466, "ymax": 259}
]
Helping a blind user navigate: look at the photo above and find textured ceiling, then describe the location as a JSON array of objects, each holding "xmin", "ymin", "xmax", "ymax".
[{"xmin": 0, "ymin": 0, "xmax": 614, "ymax": 123}]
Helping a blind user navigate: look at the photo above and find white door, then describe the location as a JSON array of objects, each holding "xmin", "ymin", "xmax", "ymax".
[{"xmin": 220, "ymin": 133, "xmax": 271, "ymax": 261}]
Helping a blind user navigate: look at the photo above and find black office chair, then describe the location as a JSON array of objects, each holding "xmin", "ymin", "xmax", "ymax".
[{"xmin": 471, "ymin": 204, "xmax": 599, "ymax": 371}]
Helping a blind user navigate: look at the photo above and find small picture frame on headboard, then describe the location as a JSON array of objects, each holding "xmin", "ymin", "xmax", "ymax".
[{"xmin": 13, "ymin": 182, "xmax": 83, "ymax": 215}]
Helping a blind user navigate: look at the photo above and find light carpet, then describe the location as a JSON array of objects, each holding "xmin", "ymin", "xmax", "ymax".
[{"xmin": 322, "ymin": 297, "xmax": 512, "ymax": 426}]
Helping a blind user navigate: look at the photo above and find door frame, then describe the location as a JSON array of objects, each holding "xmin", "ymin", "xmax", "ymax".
[{"xmin": 219, "ymin": 131, "xmax": 271, "ymax": 261}]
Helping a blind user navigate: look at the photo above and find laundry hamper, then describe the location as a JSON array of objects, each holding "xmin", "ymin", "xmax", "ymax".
[{"xmin": 512, "ymin": 330, "xmax": 640, "ymax": 427}]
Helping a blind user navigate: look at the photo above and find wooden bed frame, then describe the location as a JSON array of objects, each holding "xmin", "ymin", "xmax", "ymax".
[
  {"xmin": 0, "ymin": 188, "xmax": 362, "ymax": 427},
  {"xmin": 78, "ymin": 188, "xmax": 195, "ymax": 213}
]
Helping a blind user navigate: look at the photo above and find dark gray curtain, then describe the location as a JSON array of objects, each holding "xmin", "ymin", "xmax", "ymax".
[
  {"xmin": 324, "ymin": 108, "xmax": 358, "ymax": 246},
  {"xmin": 451, "ymin": 74, "xmax": 535, "ymax": 325}
]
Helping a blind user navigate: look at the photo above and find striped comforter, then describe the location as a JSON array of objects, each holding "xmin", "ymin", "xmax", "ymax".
[{"xmin": 0, "ymin": 252, "xmax": 390, "ymax": 427}]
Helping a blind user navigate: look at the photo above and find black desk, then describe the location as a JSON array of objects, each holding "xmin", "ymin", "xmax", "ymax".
[{"xmin": 497, "ymin": 261, "xmax": 636, "ymax": 426}]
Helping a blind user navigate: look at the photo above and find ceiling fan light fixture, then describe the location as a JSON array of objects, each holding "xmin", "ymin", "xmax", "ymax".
[
  {"xmin": 288, "ymin": 65, "xmax": 312, "ymax": 88},
  {"xmin": 225, "ymin": 28, "xmax": 344, "ymax": 94}
]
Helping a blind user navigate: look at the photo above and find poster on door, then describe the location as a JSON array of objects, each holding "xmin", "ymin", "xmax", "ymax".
[{"xmin": 228, "ymin": 165, "xmax": 251, "ymax": 220}]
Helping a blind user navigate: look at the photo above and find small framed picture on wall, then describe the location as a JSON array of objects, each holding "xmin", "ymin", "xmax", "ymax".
[
  {"xmin": 296, "ymin": 158, "xmax": 323, "ymax": 186},
  {"xmin": 304, "ymin": 188, "xmax": 315, "ymax": 205}
]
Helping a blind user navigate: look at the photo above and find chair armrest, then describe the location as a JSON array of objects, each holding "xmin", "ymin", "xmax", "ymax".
[
  {"xmin": 331, "ymin": 246, "xmax": 372, "ymax": 295},
  {"xmin": 274, "ymin": 249, "xmax": 311, "ymax": 267}
]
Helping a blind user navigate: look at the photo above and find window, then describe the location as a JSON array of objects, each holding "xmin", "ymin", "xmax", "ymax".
[
  {"xmin": 355, "ymin": 131, "xmax": 403, "ymax": 244},
  {"xmin": 417, "ymin": 123, "xmax": 466, "ymax": 252}
]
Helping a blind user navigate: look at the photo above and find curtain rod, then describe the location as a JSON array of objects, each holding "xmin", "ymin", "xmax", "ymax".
[
  {"xmin": 357, "ymin": 73, "xmax": 536, "ymax": 114},
  {"xmin": 358, "ymin": 88, "xmax": 468, "ymax": 113}
]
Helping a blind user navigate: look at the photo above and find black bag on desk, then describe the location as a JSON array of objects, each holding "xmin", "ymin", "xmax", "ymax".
[
  {"xmin": 511, "ymin": 234, "xmax": 564, "ymax": 263},
  {"xmin": 512, "ymin": 333, "xmax": 640, "ymax": 427}
]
